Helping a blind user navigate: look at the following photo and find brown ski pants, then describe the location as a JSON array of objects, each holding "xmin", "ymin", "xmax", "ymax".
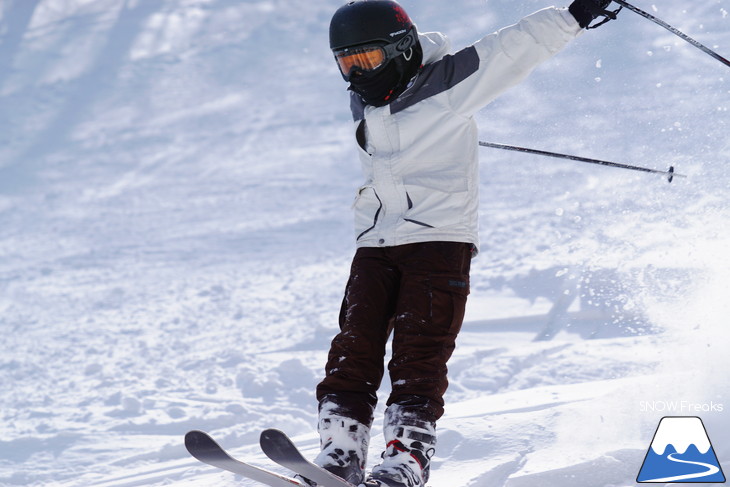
[{"xmin": 316, "ymin": 241, "xmax": 472, "ymax": 425}]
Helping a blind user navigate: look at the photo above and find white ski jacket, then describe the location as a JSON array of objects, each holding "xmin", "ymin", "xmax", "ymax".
[{"xmin": 349, "ymin": 7, "xmax": 582, "ymax": 253}]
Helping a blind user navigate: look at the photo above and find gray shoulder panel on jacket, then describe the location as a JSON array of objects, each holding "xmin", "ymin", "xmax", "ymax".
[
  {"xmin": 390, "ymin": 45, "xmax": 480, "ymax": 114},
  {"xmin": 348, "ymin": 45, "xmax": 480, "ymax": 121}
]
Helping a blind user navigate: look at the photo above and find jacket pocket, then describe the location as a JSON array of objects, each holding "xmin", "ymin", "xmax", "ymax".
[
  {"xmin": 352, "ymin": 185, "xmax": 382, "ymax": 241},
  {"xmin": 403, "ymin": 173, "xmax": 469, "ymax": 229}
]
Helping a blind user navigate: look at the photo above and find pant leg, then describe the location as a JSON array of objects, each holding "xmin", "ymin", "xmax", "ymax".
[
  {"xmin": 387, "ymin": 242, "xmax": 472, "ymax": 422},
  {"xmin": 316, "ymin": 247, "xmax": 399, "ymax": 426}
]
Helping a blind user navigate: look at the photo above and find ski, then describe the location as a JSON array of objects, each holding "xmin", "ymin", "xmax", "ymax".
[
  {"xmin": 260, "ymin": 429, "xmax": 357, "ymax": 487},
  {"xmin": 185, "ymin": 430, "xmax": 303, "ymax": 487}
]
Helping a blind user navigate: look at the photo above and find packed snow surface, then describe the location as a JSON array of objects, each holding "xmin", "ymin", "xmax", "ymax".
[{"xmin": 1, "ymin": 1, "xmax": 729, "ymax": 486}]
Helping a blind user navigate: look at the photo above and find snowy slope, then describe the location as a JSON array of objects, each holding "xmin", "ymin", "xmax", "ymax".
[{"xmin": 0, "ymin": 1, "xmax": 728, "ymax": 486}]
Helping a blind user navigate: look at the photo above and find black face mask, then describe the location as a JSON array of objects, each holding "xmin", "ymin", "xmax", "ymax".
[
  {"xmin": 348, "ymin": 59, "xmax": 401, "ymax": 107},
  {"xmin": 349, "ymin": 45, "xmax": 422, "ymax": 107}
]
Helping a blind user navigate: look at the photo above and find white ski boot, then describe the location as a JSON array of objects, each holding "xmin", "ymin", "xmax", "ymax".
[
  {"xmin": 311, "ymin": 407, "xmax": 371, "ymax": 486},
  {"xmin": 369, "ymin": 405, "xmax": 436, "ymax": 487}
]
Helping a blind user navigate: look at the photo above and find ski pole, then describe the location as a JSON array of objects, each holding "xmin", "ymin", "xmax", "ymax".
[
  {"xmin": 612, "ymin": 0, "xmax": 730, "ymax": 69},
  {"xmin": 478, "ymin": 141, "xmax": 686, "ymax": 183}
]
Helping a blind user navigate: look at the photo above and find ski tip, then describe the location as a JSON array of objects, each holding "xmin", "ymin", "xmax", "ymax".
[
  {"xmin": 185, "ymin": 429, "xmax": 208, "ymax": 442},
  {"xmin": 185, "ymin": 430, "xmax": 218, "ymax": 454},
  {"xmin": 260, "ymin": 428, "xmax": 287, "ymax": 443},
  {"xmin": 260, "ymin": 429, "xmax": 299, "ymax": 462},
  {"xmin": 185, "ymin": 430, "xmax": 204, "ymax": 451}
]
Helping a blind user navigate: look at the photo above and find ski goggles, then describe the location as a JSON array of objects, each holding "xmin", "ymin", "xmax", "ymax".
[
  {"xmin": 333, "ymin": 28, "xmax": 418, "ymax": 80},
  {"xmin": 334, "ymin": 45, "xmax": 388, "ymax": 78}
]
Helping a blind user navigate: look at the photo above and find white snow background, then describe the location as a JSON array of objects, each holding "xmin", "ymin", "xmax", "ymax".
[{"xmin": 1, "ymin": 0, "xmax": 729, "ymax": 486}]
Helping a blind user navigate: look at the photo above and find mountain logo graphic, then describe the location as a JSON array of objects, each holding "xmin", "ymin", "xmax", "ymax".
[{"xmin": 637, "ymin": 416, "xmax": 726, "ymax": 483}]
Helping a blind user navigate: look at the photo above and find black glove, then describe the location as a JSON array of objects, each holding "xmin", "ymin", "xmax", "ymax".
[{"xmin": 569, "ymin": 0, "xmax": 619, "ymax": 28}]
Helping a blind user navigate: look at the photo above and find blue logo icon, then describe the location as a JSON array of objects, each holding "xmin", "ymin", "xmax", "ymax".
[{"xmin": 637, "ymin": 416, "xmax": 726, "ymax": 483}]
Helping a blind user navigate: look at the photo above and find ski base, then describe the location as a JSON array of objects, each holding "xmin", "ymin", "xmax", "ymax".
[
  {"xmin": 185, "ymin": 430, "xmax": 302, "ymax": 487},
  {"xmin": 260, "ymin": 428, "xmax": 357, "ymax": 487}
]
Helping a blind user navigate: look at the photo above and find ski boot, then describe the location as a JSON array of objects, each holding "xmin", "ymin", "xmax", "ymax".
[
  {"xmin": 305, "ymin": 405, "xmax": 371, "ymax": 486},
  {"xmin": 369, "ymin": 405, "xmax": 436, "ymax": 487}
]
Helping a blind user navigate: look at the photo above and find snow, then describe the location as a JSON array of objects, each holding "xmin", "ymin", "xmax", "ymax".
[{"xmin": 0, "ymin": 0, "xmax": 728, "ymax": 486}]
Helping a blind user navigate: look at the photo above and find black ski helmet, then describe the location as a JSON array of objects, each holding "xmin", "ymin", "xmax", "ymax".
[
  {"xmin": 330, "ymin": 0, "xmax": 422, "ymax": 106},
  {"xmin": 329, "ymin": 0, "xmax": 417, "ymax": 52}
]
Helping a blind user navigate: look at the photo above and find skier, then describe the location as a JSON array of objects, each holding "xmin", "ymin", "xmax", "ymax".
[{"xmin": 312, "ymin": 1, "xmax": 619, "ymax": 487}]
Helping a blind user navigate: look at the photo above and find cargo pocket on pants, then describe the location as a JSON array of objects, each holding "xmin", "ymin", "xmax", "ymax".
[{"xmin": 429, "ymin": 275, "xmax": 470, "ymax": 335}]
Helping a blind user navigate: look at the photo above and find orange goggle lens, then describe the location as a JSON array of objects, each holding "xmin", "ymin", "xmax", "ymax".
[{"xmin": 335, "ymin": 47, "xmax": 386, "ymax": 76}]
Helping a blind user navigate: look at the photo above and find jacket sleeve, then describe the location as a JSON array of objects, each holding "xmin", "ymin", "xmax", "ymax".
[{"xmin": 447, "ymin": 7, "xmax": 582, "ymax": 116}]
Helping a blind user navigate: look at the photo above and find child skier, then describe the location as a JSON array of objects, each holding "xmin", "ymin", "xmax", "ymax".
[{"xmin": 312, "ymin": 1, "xmax": 619, "ymax": 486}]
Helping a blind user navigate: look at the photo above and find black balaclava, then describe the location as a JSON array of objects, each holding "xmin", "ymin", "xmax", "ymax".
[{"xmin": 349, "ymin": 42, "xmax": 423, "ymax": 107}]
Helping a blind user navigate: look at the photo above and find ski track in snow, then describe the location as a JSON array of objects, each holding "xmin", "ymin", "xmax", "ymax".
[{"xmin": 0, "ymin": 1, "xmax": 728, "ymax": 486}]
